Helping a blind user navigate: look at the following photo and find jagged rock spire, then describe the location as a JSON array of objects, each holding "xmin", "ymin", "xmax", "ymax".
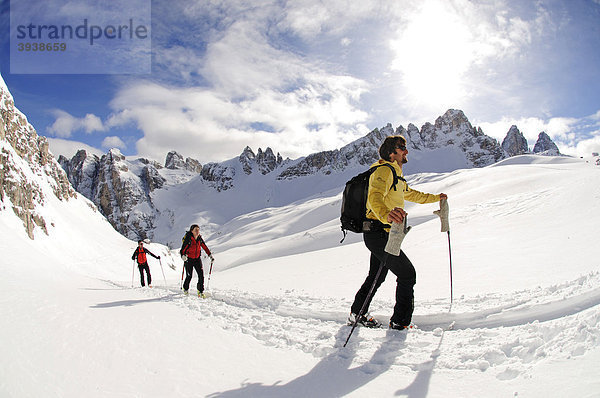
[
  {"xmin": 533, "ymin": 132, "xmax": 560, "ymax": 155},
  {"xmin": 239, "ymin": 146, "xmax": 282, "ymax": 175},
  {"xmin": 501, "ymin": 125, "xmax": 529, "ymax": 156}
]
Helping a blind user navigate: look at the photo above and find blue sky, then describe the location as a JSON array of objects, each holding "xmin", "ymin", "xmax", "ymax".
[{"xmin": 1, "ymin": 0, "xmax": 600, "ymax": 163}]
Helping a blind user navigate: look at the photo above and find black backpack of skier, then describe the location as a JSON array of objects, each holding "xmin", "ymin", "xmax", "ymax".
[
  {"xmin": 180, "ymin": 231, "xmax": 192, "ymax": 256},
  {"xmin": 340, "ymin": 163, "xmax": 401, "ymax": 242}
]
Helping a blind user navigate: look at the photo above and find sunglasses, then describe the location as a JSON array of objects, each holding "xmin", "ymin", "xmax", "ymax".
[{"xmin": 396, "ymin": 145, "xmax": 407, "ymax": 151}]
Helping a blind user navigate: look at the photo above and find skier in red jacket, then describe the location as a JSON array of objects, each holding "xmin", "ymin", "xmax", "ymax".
[
  {"xmin": 131, "ymin": 240, "xmax": 160, "ymax": 287},
  {"xmin": 180, "ymin": 224, "xmax": 213, "ymax": 297}
]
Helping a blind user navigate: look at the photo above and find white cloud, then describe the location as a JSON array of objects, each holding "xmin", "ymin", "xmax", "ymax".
[
  {"xmin": 107, "ymin": 73, "xmax": 369, "ymax": 162},
  {"xmin": 574, "ymin": 134, "xmax": 600, "ymax": 157},
  {"xmin": 107, "ymin": 9, "xmax": 372, "ymax": 163},
  {"xmin": 46, "ymin": 110, "xmax": 105, "ymax": 138},
  {"xmin": 101, "ymin": 136, "xmax": 126, "ymax": 150},
  {"xmin": 46, "ymin": 137, "xmax": 104, "ymax": 159},
  {"xmin": 276, "ymin": 0, "xmax": 396, "ymax": 39}
]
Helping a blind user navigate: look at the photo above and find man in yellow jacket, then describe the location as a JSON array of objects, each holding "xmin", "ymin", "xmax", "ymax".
[{"xmin": 349, "ymin": 135, "xmax": 447, "ymax": 330}]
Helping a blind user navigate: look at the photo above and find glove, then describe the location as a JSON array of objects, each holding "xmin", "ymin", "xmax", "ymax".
[
  {"xmin": 433, "ymin": 198, "xmax": 450, "ymax": 232},
  {"xmin": 385, "ymin": 216, "xmax": 411, "ymax": 256},
  {"xmin": 209, "ymin": 254, "xmax": 214, "ymax": 262},
  {"xmin": 181, "ymin": 254, "xmax": 188, "ymax": 262}
]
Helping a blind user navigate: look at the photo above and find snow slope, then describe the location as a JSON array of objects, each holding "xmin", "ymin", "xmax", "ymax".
[{"xmin": 1, "ymin": 155, "xmax": 599, "ymax": 397}]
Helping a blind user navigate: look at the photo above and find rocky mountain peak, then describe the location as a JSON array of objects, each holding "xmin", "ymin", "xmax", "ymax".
[
  {"xmin": 404, "ymin": 123, "xmax": 420, "ymax": 149},
  {"xmin": 407, "ymin": 109, "xmax": 504, "ymax": 167},
  {"xmin": 501, "ymin": 125, "xmax": 529, "ymax": 157},
  {"xmin": 58, "ymin": 149, "xmax": 100, "ymax": 198},
  {"xmin": 108, "ymin": 148, "xmax": 126, "ymax": 161},
  {"xmin": 533, "ymin": 132, "xmax": 560, "ymax": 155},
  {"xmin": 165, "ymin": 150, "xmax": 202, "ymax": 173},
  {"xmin": 436, "ymin": 109, "xmax": 471, "ymax": 130},
  {"xmin": 239, "ymin": 146, "xmax": 283, "ymax": 175},
  {"xmin": 165, "ymin": 150, "xmax": 185, "ymax": 169},
  {"xmin": 239, "ymin": 146, "xmax": 256, "ymax": 174},
  {"xmin": 241, "ymin": 146, "xmax": 255, "ymax": 158},
  {"xmin": 256, "ymin": 147, "xmax": 282, "ymax": 175},
  {"xmin": 184, "ymin": 157, "xmax": 202, "ymax": 173}
]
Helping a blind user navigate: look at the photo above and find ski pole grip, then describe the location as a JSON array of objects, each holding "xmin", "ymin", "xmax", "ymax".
[
  {"xmin": 385, "ymin": 216, "xmax": 410, "ymax": 256},
  {"xmin": 434, "ymin": 198, "xmax": 450, "ymax": 233}
]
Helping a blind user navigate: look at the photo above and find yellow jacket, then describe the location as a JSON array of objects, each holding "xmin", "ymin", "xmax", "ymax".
[{"xmin": 366, "ymin": 160, "xmax": 440, "ymax": 226}]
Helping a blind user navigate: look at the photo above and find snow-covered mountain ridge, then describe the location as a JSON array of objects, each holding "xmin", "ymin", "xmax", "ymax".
[{"xmin": 57, "ymin": 108, "xmax": 562, "ymax": 245}]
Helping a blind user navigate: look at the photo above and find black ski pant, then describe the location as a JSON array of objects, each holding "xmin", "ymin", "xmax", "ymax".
[
  {"xmin": 350, "ymin": 229, "xmax": 416, "ymax": 327},
  {"xmin": 183, "ymin": 257, "xmax": 204, "ymax": 293},
  {"xmin": 138, "ymin": 262, "xmax": 152, "ymax": 287}
]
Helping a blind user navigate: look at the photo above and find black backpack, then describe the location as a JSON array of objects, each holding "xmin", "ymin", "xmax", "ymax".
[
  {"xmin": 180, "ymin": 231, "xmax": 192, "ymax": 255},
  {"xmin": 340, "ymin": 163, "xmax": 403, "ymax": 242}
]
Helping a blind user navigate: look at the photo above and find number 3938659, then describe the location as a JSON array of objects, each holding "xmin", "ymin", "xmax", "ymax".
[{"xmin": 17, "ymin": 42, "xmax": 67, "ymax": 52}]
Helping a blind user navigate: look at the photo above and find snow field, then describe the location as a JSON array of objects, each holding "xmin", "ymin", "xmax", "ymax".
[{"xmin": 1, "ymin": 155, "xmax": 599, "ymax": 397}]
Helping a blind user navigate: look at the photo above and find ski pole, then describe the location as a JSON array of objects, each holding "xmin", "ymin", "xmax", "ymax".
[
  {"xmin": 447, "ymin": 230, "xmax": 453, "ymax": 304},
  {"xmin": 206, "ymin": 258, "xmax": 214, "ymax": 290},
  {"xmin": 131, "ymin": 260, "xmax": 136, "ymax": 288},
  {"xmin": 159, "ymin": 258, "xmax": 167, "ymax": 289},
  {"xmin": 344, "ymin": 259, "xmax": 386, "ymax": 347},
  {"xmin": 180, "ymin": 262, "xmax": 185, "ymax": 290}
]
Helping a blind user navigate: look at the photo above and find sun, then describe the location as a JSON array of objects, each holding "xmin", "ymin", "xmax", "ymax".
[{"xmin": 390, "ymin": 0, "xmax": 475, "ymax": 109}]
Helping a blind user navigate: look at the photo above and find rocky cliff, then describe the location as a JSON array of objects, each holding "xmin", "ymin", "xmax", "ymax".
[
  {"xmin": 58, "ymin": 149, "xmax": 201, "ymax": 240},
  {"xmin": 0, "ymin": 78, "xmax": 76, "ymax": 239},
  {"xmin": 59, "ymin": 144, "xmax": 287, "ymax": 238}
]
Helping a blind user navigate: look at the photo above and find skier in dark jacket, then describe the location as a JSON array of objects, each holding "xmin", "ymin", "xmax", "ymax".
[
  {"xmin": 131, "ymin": 240, "xmax": 160, "ymax": 287},
  {"xmin": 180, "ymin": 224, "xmax": 213, "ymax": 297}
]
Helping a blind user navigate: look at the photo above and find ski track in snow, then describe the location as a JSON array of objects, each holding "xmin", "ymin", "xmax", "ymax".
[{"xmin": 105, "ymin": 271, "xmax": 600, "ymax": 381}]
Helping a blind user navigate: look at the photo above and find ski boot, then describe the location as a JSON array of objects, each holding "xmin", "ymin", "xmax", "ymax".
[
  {"xmin": 347, "ymin": 312, "xmax": 382, "ymax": 328},
  {"xmin": 389, "ymin": 321, "xmax": 417, "ymax": 331}
]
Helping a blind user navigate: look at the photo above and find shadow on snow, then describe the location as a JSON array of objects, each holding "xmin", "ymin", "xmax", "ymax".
[{"xmin": 207, "ymin": 326, "xmax": 445, "ymax": 398}]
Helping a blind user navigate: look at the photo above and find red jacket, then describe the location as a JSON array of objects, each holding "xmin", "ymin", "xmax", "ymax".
[
  {"xmin": 138, "ymin": 250, "xmax": 147, "ymax": 264},
  {"xmin": 181, "ymin": 235, "xmax": 211, "ymax": 259},
  {"xmin": 132, "ymin": 247, "xmax": 158, "ymax": 264}
]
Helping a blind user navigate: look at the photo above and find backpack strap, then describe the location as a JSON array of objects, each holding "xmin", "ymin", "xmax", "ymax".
[{"xmin": 372, "ymin": 163, "xmax": 404, "ymax": 191}]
